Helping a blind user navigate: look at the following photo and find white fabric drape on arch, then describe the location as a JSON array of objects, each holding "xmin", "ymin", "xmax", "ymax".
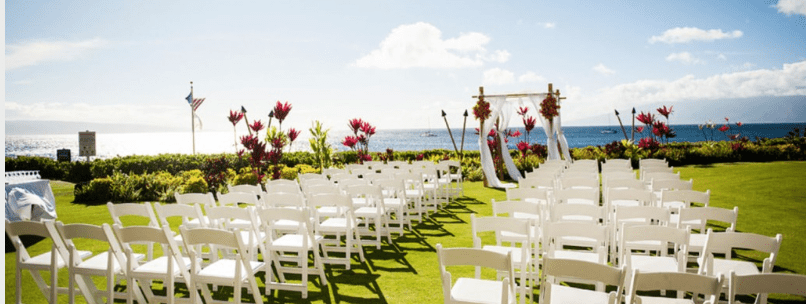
[{"xmin": 527, "ymin": 95, "xmax": 561, "ymax": 160}]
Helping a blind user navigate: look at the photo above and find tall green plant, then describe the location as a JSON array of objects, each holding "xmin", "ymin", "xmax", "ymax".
[{"xmin": 309, "ymin": 120, "xmax": 332, "ymax": 170}]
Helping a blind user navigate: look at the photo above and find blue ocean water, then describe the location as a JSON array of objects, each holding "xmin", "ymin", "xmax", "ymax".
[{"xmin": 5, "ymin": 123, "xmax": 804, "ymax": 160}]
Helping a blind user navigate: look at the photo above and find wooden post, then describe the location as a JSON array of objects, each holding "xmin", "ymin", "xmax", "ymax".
[
  {"xmin": 441, "ymin": 110, "xmax": 460, "ymax": 157},
  {"xmin": 190, "ymin": 81, "xmax": 196, "ymax": 154},
  {"xmin": 478, "ymin": 86, "xmax": 488, "ymax": 187},
  {"xmin": 460, "ymin": 109, "xmax": 468, "ymax": 161}
]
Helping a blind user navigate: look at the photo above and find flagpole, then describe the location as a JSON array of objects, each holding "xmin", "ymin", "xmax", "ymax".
[{"xmin": 190, "ymin": 81, "xmax": 196, "ymax": 154}]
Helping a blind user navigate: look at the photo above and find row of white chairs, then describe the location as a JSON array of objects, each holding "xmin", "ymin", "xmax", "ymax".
[{"xmin": 441, "ymin": 250, "xmax": 806, "ymax": 304}]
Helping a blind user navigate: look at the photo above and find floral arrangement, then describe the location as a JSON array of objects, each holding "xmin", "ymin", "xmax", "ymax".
[
  {"xmin": 227, "ymin": 101, "xmax": 296, "ymax": 181},
  {"xmin": 472, "ymin": 96, "xmax": 491, "ymax": 120},
  {"xmin": 539, "ymin": 94, "xmax": 560, "ymax": 122}
]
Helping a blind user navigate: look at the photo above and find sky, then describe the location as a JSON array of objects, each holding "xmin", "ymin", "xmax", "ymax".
[{"xmin": 5, "ymin": 0, "xmax": 806, "ymax": 134}]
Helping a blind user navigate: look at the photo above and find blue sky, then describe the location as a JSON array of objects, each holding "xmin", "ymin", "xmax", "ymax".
[{"xmin": 5, "ymin": 0, "xmax": 806, "ymax": 133}]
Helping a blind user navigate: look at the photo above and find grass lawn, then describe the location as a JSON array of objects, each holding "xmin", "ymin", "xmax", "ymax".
[{"xmin": 6, "ymin": 161, "xmax": 806, "ymax": 303}]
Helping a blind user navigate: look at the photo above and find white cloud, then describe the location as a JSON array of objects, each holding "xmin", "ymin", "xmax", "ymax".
[
  {"xmin": 717, "ymin": 53, "xmax": 728, "ymax": 60},
  {"xmin": 666, "ymin": 52, "xmax": 705, "ymax": 65},
  {"xmin": 595, "ymin": 60, "xmax": 806, "ymax": 106},
  {"xmin": 519, "ymin": 71, "xmax": 546, "ymax": 83},
  {"xmin": 484, "ymin": 50, "xmax": 511, "ymax": 63},
  {"xmin": 592, "ymin": 63, "xmax": 616, "ymax": 75},
  {"xmin": 5, "ymin": 38, "xmax": 108, "ymax": 70},
  {"xmin": 11, "ymin": 79, "xmax": 33, "ymax": 85},
  {"xmin": 649, "ymin": 27, "xmax": 743, "ymax": 44},
  {"xmin": 483, "ymin": 68, "xmax": 515, "ymax": 85},
  {"xmin": 543, "ymin": 22, "xmax": 556, "ymax": 29},
  {"xmin": 776, "ymin": 0, "xmax": 806, "ymax": 16},
  {"xmin": 354, "ymin": 22, "xmax": 508, "ymax": 69}
]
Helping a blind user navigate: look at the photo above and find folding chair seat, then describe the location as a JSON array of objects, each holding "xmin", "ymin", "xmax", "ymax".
[
  {"xmin": 49, "ymin": 221, "xmax": 147, "ymax": 304},
  {"xmin": 6, "ymin": 219, "xmax": 93, "ymax": 304},
  {"xmin": 257, "ymin": 207, "xmax": 327, "ymax": 299},
  {"xmin": 308, "ymin": 193, "xmax": 365, "ymax": 269},
  {"xmin": 107, "ymin": 202, "xmax": 159, "ymax": 261},
  {"xmin": 471, "ymin": 215, "xmax": 533, "ymax": 303},
  {"xmin": 437, "ymin": 244, "xmax": 516, "ymax": 304},
  {"xmin": 347, "ymin": 184, "xmax": 394, "ymax": 249},
  {"xmin": 728, "ymin": 271, "xmax": 806, "ymax": 304},
  {"xmin": 627, "ymin": 270, "xmax": 723, "ymax": 304},
  {"xmin": 540, "ymin": 256, "xmax": 625, "ymax": 304},
  {"xmin": 114, "ymin": 224, "xmax": 195, "ymax": 304},
  {"xmin": 180, "ymin": 226, "xmax": 265, "ymax": 304},
  {"xmin": 698, "ymin": 229, "xmax": 783, "ymax": 295}
]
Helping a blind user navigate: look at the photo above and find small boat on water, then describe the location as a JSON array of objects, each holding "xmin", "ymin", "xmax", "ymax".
[
  {"xmin": 601, "ymin": 129, "xmax": 618, "ymax": 134},
  {"xmin": 420, "ymin": 131, "xmax": 437, "ymax": 137}
]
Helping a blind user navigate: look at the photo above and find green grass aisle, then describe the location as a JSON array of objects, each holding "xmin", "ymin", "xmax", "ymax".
[{"xmin": 6, "ymin": 161, "xmax": 806, "ymax": 303}]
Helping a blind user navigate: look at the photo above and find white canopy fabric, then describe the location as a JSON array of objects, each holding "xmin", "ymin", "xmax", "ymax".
[{"xmin": 479, "ymin": 93, "xmax": 571, "ymax": 188}]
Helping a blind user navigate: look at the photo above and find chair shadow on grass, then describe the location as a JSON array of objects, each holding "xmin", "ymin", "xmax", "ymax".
[
  {"xmin": 325, "ymin": 262, "xmax": 387, "ymax": 304},
  {"xmin": 363, "ymin": 241, "xmax": 418, "ymax": 275}
]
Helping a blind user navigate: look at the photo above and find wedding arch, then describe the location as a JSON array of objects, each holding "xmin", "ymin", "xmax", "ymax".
[{"xmin": 472, "ymin": 84, "xmax": 571, "ymax": 188}]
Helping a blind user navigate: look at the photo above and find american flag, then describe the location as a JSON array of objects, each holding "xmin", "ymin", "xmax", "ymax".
[{"xmin": 186, "ymin": 92, "xmax": 205, "ymax": 112}]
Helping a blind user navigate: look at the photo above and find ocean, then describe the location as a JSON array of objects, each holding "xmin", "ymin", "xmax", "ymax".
[{"xmin": 5, "ymin": 123, "xmax": 804, "ymax": 161}]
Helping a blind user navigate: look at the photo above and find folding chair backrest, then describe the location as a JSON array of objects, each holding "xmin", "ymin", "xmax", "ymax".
[
  {"xmin": 703, "ymin": 231, "xmax": 782, "ymax": 260},
  {"xmin": 264, "ymin": 192, "xmax": 306, "ymax": 209},
  {"xmin": 471, "ymin": 214, "xmax": 531, "ymax": 247},
  {"xmin": 492, "ymin": 199, "xmax": 541, "ymax": 219},
  {"xmin": 604, "ymin": 178, "xmax": 643, "ymax": 190},
  {"xmin": 553, "ymin": 188, "xmax": 598, "ymax": 205},
  {"xmin": 729, "ymin": 272, "xmax": 806, "ymax": 303},
  {"xmin": 550, "ymin": 203, "xmax": 604, "ymax": 224},
  {"xmin": 181, "ymin": 226, "xmax": 242, "ymax": 251},
  {"xmin": 607, "ymin": 188, "xmax": 654, "ymax": 207},
  {"xmin": 642, "ymin": 171, "xmax": 679, "ymax": 182},
  {"xmin": 519, "ymin": 176, "xmax": 555, "ymax": 189},
  {"xmin": 154, "ymin": 202, "xmax": 205, "ymax": 227},
  {"xmin": 6, "ymin": 219, "xmax": 63, "ymax": 260},
  {"xmin": 661, "ymin": 189, "xmax": 709, "ymax": 207},
  {"xmin": 217, "ymin": 191, "xmax": 260, "ymax": 207},
  {"xmin": 228, "ymin": 184, "xmax": 264, "ymax": 196},
  {"xmin": 614, "ymin": 205, "xmax": 671, "ymax": 226},
  {"xmin": 266, "ymin": 183, "xmax": 301, "ymax": 194},
  {"xmin": 545, "ymin": 221, "xmax": 609, "ymax": 248},
  {"xmin": 506, "ymin": 187, "xmax": 549, "ymax": 203},
  {"xmin": 257, "ymin": 207, "xmax": 311, "ymax": 235},
  {"xmin": 542, "ymin": 256, "xmax": 625, "ymax": 302},
  {"xmin": 174, "ymin": 192, "xmax": 216, "ymax": 210},
  {"xmin": 652, "ymin": 178, "xmax": 694, "ymax": 192},
  {"xmin": 438, "ymin": 244, "xmax": 512, "ymax": 271},
  {"xmin": 107, "ymin": 202, "xmax": 158, "ymax": 227},
  {"xmin": 559, "ymin": 176, "xmax": 599, "ymax": 190},
  {"xmin": 629, "ymin": 270, "xmax": 723, "ymax": 304}
]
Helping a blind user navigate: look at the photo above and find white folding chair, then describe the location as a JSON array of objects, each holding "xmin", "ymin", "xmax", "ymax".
[
  {"xmin": 265, "ymin": 182, "xmax": 301, "ymax": 195},
  {"xmin": 228, "ymin": 183, "xmax": 265, "ymax": 196},
  {"xmin": 308, "ymin": 192, "xmax": 365, "ymax": 269},
  {"xmin": 348, "ymin": 184, "xmax": 394, "ymax": 249},
  {"xmin": 217, "ymin": 191, "xmax": 261, "ymax": 208},
  {"xmin": 50, "ymin": 221, "xmax": 147, "ymax": 304},
  {"xmin": 660, "ymin": 189, "xmax": 708, "ymax": 211},
  {"xmin": 107, "ymin": 202, "xmax": 159, "ymax": 261},
  {"xmin": 550, "ymin": 203, "xmax": 605, "ymax": 224},
  {"xmin": 180, "ymin": 226, "xmax": 265, "ymax": 304},
  {"xmin": 676, "ymin": 206, "xmax": 738, "ymax": 262},
  {"xmin": 620, "ymin": 225, "xmax": 689, "ymax": 285},
  {"xmin": 397, "ymin": 171, "xmax": 427, "ymax": 223},
  {"xmin": 518, "ymin": 176, "xmax": 555, "ymax": 190},
  {"xmin": 698, "ymin": 230, "xmax": 783, "ymax": 296},
  {"xmin": 506, "ymin": 187, "xmax": 550, "ymax": 206},
  {"xmin": 627, "ymin": 269, "xmax": 723, "ymax": 304},
  {"xmin": 471, "ymin": 215, "xmax": 533, "ymax": 304},
  {"xmin": 154, "ymin": 202, "xmax": 207, "ymax": 254},
  {"xmin": 729, "ymin": 271, "xmax": 806, "ymax": 304},
  {"xmin": 437, "ymin": 244, "xmax": 516, "ymax": 304},
  {"xmin": 114, "ymin": 224, "xmax": 195, "ymax": 304},
  {"xmin": 443, "ymin": 159, "xmax": 464, "ymax": 197},
  {"xmin": 611, "ymin": 206, "xmax": 671, "ymax": 266},
  {"xmin": 7, "ymin": 219, "xmax": 93, "ymax": 304},
  {"xmin": 205, "ymin": 205, "xmax": 266, "ymax": 261},
  {"xmin": 373, "ymin": 177, "xmax": 411, "ymax": 235},
  {"xmin": 257, "ymin": 207, "xmax": 327, "ymax": 299},
  {"xmin": 540, "ymin": 256, "xmax": 625, "ymax": 304},
  {"xmin": 543, "ymin": 221, "xmax": 609, "ymax": 267}
]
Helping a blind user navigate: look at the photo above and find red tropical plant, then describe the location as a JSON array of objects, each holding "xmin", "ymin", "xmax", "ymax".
[
  {"xmin": 249, "ymin": 120, "xmax": 265, "ymax": 133},
  {"xmin": 360, "ymin": 121, "xmax": 376, "ymax": 136},
  {"xmin": 636, "ymin": 112, "xmax": 655, "ymax": 125},
  {"xmin": 228, "ymin": 110, "xmax": 244, "ymax": 126},
  {"xmin": 638, "ymin": 137, "xmax": 660, "ymax": 151},
  {"xmin": 288, "ymin": 128, "xmax": 300, "ymax": 143},
  {"xmin": 517, "ymin": 106, "xmax": 529, "ymax": 116},
  {"xmin": 273, "ymin": 101, "xmax": 292, "ymax": 126},
  {"xmin": 635, "ymin": 126, "xmax": 644, "ymax": 133},
  {"xmin": 718, "ymin": 125, "xmax": 729, "ymax": 132},
  {"xmin": 657, "ymin": 105, "xmax": 673, "ymax": 119},
  {"xmin": 736, "ymin": 122, "xmax": 743, "ymax": 127},
  {"xmin": 348, "ymin": 118, "xmax": 364, "ymax": 134},
  {"xmin": 517, "ymin": 141, "xmax": 530, "ymax": 158},
  {"xmin": 342, "ymin": 136, "xmax": 358, "ymax": 149}
]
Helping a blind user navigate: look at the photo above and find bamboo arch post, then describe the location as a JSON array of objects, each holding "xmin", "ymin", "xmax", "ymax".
[{"xmin": 478, "ymin": 86, "xmax": 489, "ymax": 187}]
